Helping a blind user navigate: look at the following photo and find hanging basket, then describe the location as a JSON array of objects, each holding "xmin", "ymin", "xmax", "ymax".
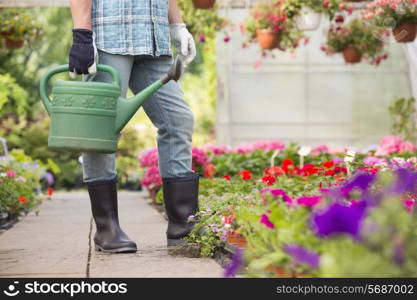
[
  {"xmin": 192, "ymin": 0, "xmax": 216, "ymax": 9},
  {"xmin": 393, "ymin": 22, "xmax": 417, "ymax": 43},
  {"xmin": 342, "ymin": 45, "xmax": 362, "ymax": 64},
  {"xmin": 4, "ymin": 38, "xmax": 24, "ymax": 50},
  {"xmin": 295, "ymin": 8, "xmax": 322, "ymax": 31},
  {"xmin": 256, "ymin": 29, "xmax": 280, "ymax": 50}
]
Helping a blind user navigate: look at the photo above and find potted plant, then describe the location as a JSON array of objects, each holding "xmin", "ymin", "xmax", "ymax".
[
  {"xmin": 362, "ymin": 0, "xmax": 417, "ymax": 43},
  {"xmin": 244, "ymin": 1, "xmax": 304, "ymax": 51},
  {"xmin": 192, "ymin": 0, "xmax": 216, "ymax": 9},
  {"xmin": 0, "ymin": 9, "xmax": 42, "ymax": 50},
  {"xmin": 322, "ymin": 18, "xmax": 388, "ymax": 65},
  {"xmin": 284, "ymin": 0, "xmax": 350, "ymax": 31}
]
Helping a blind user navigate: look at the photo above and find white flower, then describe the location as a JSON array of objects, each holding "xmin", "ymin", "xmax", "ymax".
[
  {"xmin": 298, "ymin": 146, "xmax": 312, "ymax": 156},
  {"xmin": 344, "ymin": 149, "xmax": 356, "ymax": 163},
  {"xmin": 0, "ymin": 173, "xmax": 6, "ymax": 177},
  {"xmin": 15, "ymin": 176, "xmax": 27, "ymax": 183}
]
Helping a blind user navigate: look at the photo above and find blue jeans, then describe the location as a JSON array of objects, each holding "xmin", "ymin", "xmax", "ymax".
[{"xmin": 82, "ymin": 51, "xmax": 194, "ymax": 183}]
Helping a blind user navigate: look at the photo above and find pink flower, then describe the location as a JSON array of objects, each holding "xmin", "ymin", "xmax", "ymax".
[
  {"xmin": 376, "ymin": 136, "xmax": 416, "ymax": 155},
  {"xmin": 192, "ymin": 147, "xmax": 210, "ymax": 168},
  {"xmin": 332, "ymin": 157, "xmax": 344, "ymax": 164},
  {"xmin": 251, "ymin": 140, "xmax": 285, "ymax": 152},
  {"xmin": 261, "ymin": 188, "xmax": 293, "ymax": 204},
  {"xmin": 141, "ymin": 166, "xmax": 162, "ymax": 188},
  {"xmin": 363, "ymin": 156, "xmax": 387, "ymax": 166},
  {"xmin": 260, "ymin": 214, "xmax": 275, "ymax": 229},
  {"xmin": 398, "ymin": 141, "xmax": 415, "ymax": 153},
  {"xmin": 404, "ymin": 198, "xmax": 416, "ymax": 213},
  {"xmin": 139, "ymin": 148, "xmax": 159, "ymax": 168},
  {"xmin": 234, "ymin": 144, "xmax": 255, "ymax": 154},
  {"xmin": 311, "ymin": 144, "xmax": 330, "ymax": 156},
  {"xmin": 297, "ymin": 195, "xmax": 321, "ymax": 207},
  {"xmin": 6, "ymin": 171, "xmax": 16, "ymax": 178},
  {"xmin": 198, "ymin": 34, "xmax": 206, "ymax": 43},
  {"xmin": 202, "ymin": 144, "xmax": 231, "ymax": 155}
]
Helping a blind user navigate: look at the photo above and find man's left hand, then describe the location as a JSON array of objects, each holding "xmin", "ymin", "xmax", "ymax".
[{"xmin": 169, "ymin": 23, "xmax": 196, "ymax": 65}]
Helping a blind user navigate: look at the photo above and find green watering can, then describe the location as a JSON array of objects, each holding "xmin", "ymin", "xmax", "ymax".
[{"xmin": 39, "ymin": 58, "xmax": 182, "ymax": 153}]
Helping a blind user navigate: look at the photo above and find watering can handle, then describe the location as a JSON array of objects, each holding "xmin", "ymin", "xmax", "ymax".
[{"xmin": 39, "ymin": 64, "xmax": 121, "ymax": 117}]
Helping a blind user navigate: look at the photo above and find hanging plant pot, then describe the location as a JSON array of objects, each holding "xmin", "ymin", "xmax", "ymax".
[
  {"xmin": 295, "ymin": 8, "xmax": 322, "ymax": 31},
  {"xmin": 265, "ymin": 265, "xmax": 293, "ymax": 277},
  {"xmin": 226, "ymin": 232, "xmax": 247, "ymax": 248},
  {"xmin": 393, "ymin": 22, "xmax": 417, "ymax": 43},
  {"xmin": 256, "ymin": 29, "xmax": 280, "ymax": 50},
  {"xmin": 4, "ymin": 38, "xmax": 24, "ymax": 50},
  {"xmin": 342, "ymin": 45, "xmax": 362, "ymax": 64},
  {"xmin": 192, "ymin": 0, "xmax": 216, "ymax": 9}
]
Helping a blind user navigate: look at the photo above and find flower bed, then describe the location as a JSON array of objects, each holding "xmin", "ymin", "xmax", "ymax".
[
  {"xmin": 0, "ymin": 150, "xmax": 52, "ymax": 229},
  {"xmin": 139, "ymin": 136, "xmax": 417, "ymax": 277}
]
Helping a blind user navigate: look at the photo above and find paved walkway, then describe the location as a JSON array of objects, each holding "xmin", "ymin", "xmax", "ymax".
[{"xmin": 0, "ymin": 191, "xmax": 222, "ymax": 278}]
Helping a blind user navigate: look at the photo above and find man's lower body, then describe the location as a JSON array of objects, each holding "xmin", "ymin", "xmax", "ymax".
[{"xmin": 82, "ymin": 50, "xmax": 199, "ymax": 253}]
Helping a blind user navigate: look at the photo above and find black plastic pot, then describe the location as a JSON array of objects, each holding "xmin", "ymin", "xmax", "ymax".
[{"xmin": 0, "ymin": 212, "xmax": 18, "ymax": 230}]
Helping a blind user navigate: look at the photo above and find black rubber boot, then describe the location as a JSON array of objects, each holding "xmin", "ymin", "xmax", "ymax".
[
  {"xmin": 87, "ymin": 179, "xmax": 137, "ymax": 253},
  {"xmin": 163, "ymin": 173, "xmax": 199, "ymax": 246}
]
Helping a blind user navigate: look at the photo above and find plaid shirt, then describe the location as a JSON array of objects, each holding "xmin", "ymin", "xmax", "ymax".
[{"xmin": 92, "ymin": 0, "xmax": 171, "ymax": 56}]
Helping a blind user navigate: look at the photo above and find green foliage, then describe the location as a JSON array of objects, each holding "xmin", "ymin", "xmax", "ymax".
[
  {"xmin": 0, "ymin": 8, "xmax": 43, "ymax": 41},
  {"xmin": 244, "ymin": 1, "xmax": 305, "ymax": 52},
  {"xmin": 324, "ymin": 19, "xmax": 387, "ymax": 61},
  {"xmin": 389, "ymin": 97, "xmax": 417, "ymax": 143},
  {"xmin": 116, "ymin": 127, "xmax": 142, "ymax": 188},
  {"xmin": 0, "ymin": 157, "xmax": 44, "ymax": 216},
  {"xmin": 284, "ymin": 0, "xmax": 343, "ymax": 19},
  {"xmin": 177, "ymin": 0, "xmax": 227, "ymax": 40},
  {"xmin": 0, "ymin": 74, "xmax": 27, "ymax": 117}
]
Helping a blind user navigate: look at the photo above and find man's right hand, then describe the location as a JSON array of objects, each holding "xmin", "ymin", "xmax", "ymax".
[{"xmin": 69, "ymin": 28, "xmax": 97, "ymax": 78}]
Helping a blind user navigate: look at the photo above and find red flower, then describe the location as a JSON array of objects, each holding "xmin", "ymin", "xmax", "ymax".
[
  {"xmin": 282, "ymin": 158, "xmax": 293, "ymax": 166},
  {"xmin": 322, "ymin": 0, "xmax": 330, "ymax": 7},
  {"xmin": 264, "ymin": 166, "xmax": 285, "ymax": 177},
  {"xmin": 323, "ymin": 161, "xmax": 334, "ymax": 169},
  {"xmin": 334, "ymin": 166, "xmax": 348, "ymax": 174},
  {"xmin": 262, "ymin": 175, "xmax": 276, "ymax": 186},
  {"xmin": 47, "ymin": 188, "xmax": 54, "ymax": 196},
  {"xmin": 18, "ymin": 195, "xmax": 28, "ymax": 204},
  {"xmin": 239, "ymin": 170, "xmax": 252, "ymax": 180},
  {"xmin": 325, "ymin": 170, "xmax": 335, "ymax": 176},
  {"xmin": 223, "ymin": 174, "xmax": 232, "ymax": 180},
  {"xmin": 222, "ymin": 215, "xmax": 236, "ymax": 225},
  {"xmin": 204, "ymin": 164, "xmax": 216, "ymax": 178}
]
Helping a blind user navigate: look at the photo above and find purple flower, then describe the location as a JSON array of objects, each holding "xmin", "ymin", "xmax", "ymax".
[
  {"xmin": 344, "ymin": 173, "xmax": 376, "ymax": 192},
  {"xmin": 41, "ymin": 172, "xmax": 55, "ymax": 186},
  {"xmin": 393, "ymin": 240, "xmax": 405, "ymax": 266},
  {"xmin": 261, "ymin": 188, "xmax": 292, "ymax": 204},
  {"xmin": 284, "ymin": 244, "xmax": 320, "ymax": 269},
  {"xmin": 390, "ymin": 168, "xmax": 417, "ymax": 194},
  {"xmin": 198, "ymin": 34, "xmax": 206, "ymax": 43},
  {"xmin": 260, "ymin": 214, "xmax": 275, "ymax": 229},
  {"xmin": 224, "ymin": 248, "xmax": 243, "ymax": 277},
  {"xmin": 223, "ymin": 35, "xmax": 231, "ymax": 43},
  {"xmin": 311, "ymin": 201, "xmax": 367, "ymax": 240}
]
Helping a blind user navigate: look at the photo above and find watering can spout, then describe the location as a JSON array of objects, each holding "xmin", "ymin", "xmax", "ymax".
[{"xmin": 115, "ymin": 57, "xmax": 183, "ymax": 133}]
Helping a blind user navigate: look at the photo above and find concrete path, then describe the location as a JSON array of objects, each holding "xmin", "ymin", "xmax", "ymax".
[{"xmin": 0, "ymin": 191, "xmax": 222, "ymax": 278}]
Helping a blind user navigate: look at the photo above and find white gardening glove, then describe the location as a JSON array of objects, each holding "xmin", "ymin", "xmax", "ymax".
[{"xmin": 169, "ymin": 23, "xmax": 196, "ymax": 66}]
